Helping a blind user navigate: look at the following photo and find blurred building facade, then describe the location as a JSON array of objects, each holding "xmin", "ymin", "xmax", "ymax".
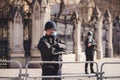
[{"xmin": 0, "ymin": 0, "xmax": 120, "ymax": 67}]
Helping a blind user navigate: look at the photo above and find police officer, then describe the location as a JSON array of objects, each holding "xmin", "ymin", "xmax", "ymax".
[
  {"xmin": 84, "ymin": 31, "xmax": 96, "ymax": 74},
  {"xmin": 37, "ymin": 21, "xmax": 66, "ymax": 80}
]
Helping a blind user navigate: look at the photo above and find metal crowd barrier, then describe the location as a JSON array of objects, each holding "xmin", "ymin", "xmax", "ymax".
[
  {"xmin": 25, "ymin": 61, "xmax": 99, "ymax": 80},
  {"xmin": 0, "ymin": 60, "xmax": 22, "ymax": 80},
  {"xmin": 1, "ymin": 60, "xmax": 120, "ymax": 80},
  {"xmin": 100, "ymin": 62, "xmax": 120, "ymax": 80}
]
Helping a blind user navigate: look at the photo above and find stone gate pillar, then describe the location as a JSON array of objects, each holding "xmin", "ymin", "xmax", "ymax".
[
  {"xmin": 9, "ymin": 5, "xmax": 24, "ymax": 52},
  {"xmin": 41, "ymin": 0, "xmax": 50, "ymax": 29},
  {"xmin": 113, "ymin": 16, "xmax": 120, "ymax": 56},
  {"xmin": 31, "ymin": 0, "xmax": 50, "ymax": 49},
  {"xmin": 90, "ymin": 6, "xmax": 103, "ymax": 59},
  {"xmin": 32, "ymin": 0, "xmax": 41, "ymax": 49},
  {"xmin": 103, "ymin": 10, "xmax": 113, "ymax": 57},
  {"xmin": 72, "ymin": 11, "xmax": 82, "ymax": 61}
]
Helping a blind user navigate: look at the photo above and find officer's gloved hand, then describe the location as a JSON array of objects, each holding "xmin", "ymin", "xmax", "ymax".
[
  {"xmin": 50, "ymin": 44, "xmax": 59, "ymax": 54},
  {"xmin": 92, "ymin": 40, "xmax": 96, "ymax": 45},
  {"xmin": 58, "ymin": 43, "xmax": 66, "ymax": 49},
  {"xmin": 51, "ymin": 45, "xmax": 64, "ymax": 54},
  {"xmin": 57, "ymin": 43, "xmax": 66, "ymax": 53},
  {"xmin": 51, "ymin": 44, "xmax": 59, "ymax": 48}
]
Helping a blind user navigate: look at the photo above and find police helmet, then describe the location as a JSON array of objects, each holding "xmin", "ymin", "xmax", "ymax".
[
  {"xmin": 87, "ymin": 31, "xmax": 93, "ymax": 36},
  {"xmin": 44, "ymin": 21, "xmax": 57, "ymax": 30}
]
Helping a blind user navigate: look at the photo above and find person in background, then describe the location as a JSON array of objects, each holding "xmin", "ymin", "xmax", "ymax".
[
  {"xmin": 24, "ymin": 28, "xmax": 31, "ymax": 58},
  {"xmin": 37, "ymin": 21, "xmax": 66, "ymax": 80},
  {"xmin": 84, "ymin": 31, "xmax": 96, "ymax": 74}
]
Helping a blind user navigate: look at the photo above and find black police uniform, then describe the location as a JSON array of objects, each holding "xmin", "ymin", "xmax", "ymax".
[
  {"xmin": 85, "ymin": 38, "xmax": 95, "ymax": 73},
  {"xmin": 37, "ymin": 35, "xmax": 65, "ymax": 80}
]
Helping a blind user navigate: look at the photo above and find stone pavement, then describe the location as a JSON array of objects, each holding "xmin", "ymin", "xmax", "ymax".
[{"xmin": 0, "ymin": 54, "xmax": 120, "ymax": 80}]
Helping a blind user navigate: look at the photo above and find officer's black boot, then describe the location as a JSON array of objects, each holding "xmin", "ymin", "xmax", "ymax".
[
  {"xmin": 85, "ymin": 63, "xmax": 88, "ymax": 74},
  {"xmin": 90, "ymin": 63, "xmax": 95, "ymax": 73}
]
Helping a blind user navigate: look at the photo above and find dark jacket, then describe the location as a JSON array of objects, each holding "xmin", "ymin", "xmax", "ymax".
[
  {"xmin": 85, "ymin": 38, "xmax": 96, "ymax": 55},
  {"xmin": 37, "ymin": 35, "xmax": 66, "ymax": 61}
]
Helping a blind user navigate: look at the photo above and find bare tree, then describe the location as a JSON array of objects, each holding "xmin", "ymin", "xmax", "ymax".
[{"xmin": 57, "ymin": 0, "xmax": 65, "ymax": 19}]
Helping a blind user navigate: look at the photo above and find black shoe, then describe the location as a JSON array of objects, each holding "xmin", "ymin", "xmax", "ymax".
[
  {"xmin": 91, "ymin": 71, "xmax": 95, "ymax": 73},
  {"xmin": 85, "ymin": 71, "xmax": 89, "ymax": 74}
]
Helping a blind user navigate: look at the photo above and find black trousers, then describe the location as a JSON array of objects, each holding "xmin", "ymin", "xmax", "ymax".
[
  {"xmin": 85, "ymin": 53, "xmax": 94, "ymax": 72},
  {"xmin": 24, "ymin": 41, "xmax": 31, "ymax": 57},
  {"xmin": 42, "ymin": 64, "xmax": 61, "ymax": 80}
]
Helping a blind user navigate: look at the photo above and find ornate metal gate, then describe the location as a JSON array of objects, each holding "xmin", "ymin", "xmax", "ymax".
[
  {"xmin": 51, "ymin": 14, "xmax": 74, "ymax": 53},
  {"xmin": 102, "ymin": 20, "xmax": 108, "ymax": 57},
  {"xmin": 0, "ymin": 18, "xmax": 10, "ymax": 68}
]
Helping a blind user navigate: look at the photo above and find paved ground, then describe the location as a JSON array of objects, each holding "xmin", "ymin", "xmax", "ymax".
[{"xmin": 0, "ymin": 54, "xmax": 120, "ymax": 80}]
